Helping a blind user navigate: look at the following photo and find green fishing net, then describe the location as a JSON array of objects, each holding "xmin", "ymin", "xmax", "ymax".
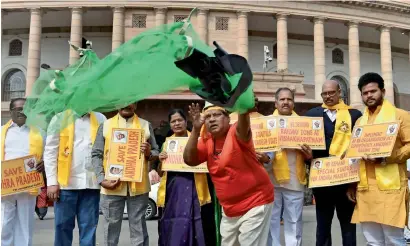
[{"xmin": 24, "ymin": 8, "xmax": 254, "ymax": 134}]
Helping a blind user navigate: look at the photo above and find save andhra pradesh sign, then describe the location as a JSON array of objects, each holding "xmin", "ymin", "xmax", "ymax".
[
  {"xmin": 232, "ymin": 116, "xmax": 325, "ymax": 152},
  {"xmin": 308, "ymin": 157, "xmax": 360, "ymax": 188},
  {"xmin": 1, "ymin": 155, "xmax": 45, "ymax": 196},
  {"xmin": 345, "ymin": 121, "xmax": 400, "ymax": 158},
  {"xmin": 105, "ymin": 128, "xmax": 145, "ymax": 182},
  {"xmin": 161, "ymin": 137, "xmax": 208, "ymax": 173}
]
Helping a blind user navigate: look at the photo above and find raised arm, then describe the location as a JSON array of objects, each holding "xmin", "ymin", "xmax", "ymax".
[
  {"xmin": 236, "ymin": 112, "xmax": 251, "ymax": 142},
  {"xmin": 183, "ymin": 103, "xmax": 204, "ymax": 166}
]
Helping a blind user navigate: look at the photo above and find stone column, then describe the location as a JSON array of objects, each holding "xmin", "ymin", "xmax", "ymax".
[
  {"xmin": 197, "ymin": 8, "xmax": 209, "ymax": 44},
  {"xmin": 155, "ymin": 7, "xmax": 167, "ymax": 27},
  {"xmin": 380, "ymin": 25, "xmax": 394, "ymax": 103},
  {"xmin": 26, "ymin": 8, "xmax": 42, "ymax": 96},
  {"xmin": 408, "ymin": 31, "xmax": 410, "ymax": 64},
  {"xmin": 69, "ymin": 7, "xmax": 83, "ymax": 65},
  {"xmin": 112, "ymin": 7, "xmax": 125, "ymax": 51},
  {"xmin": 348, "ymin": 21, "xmax": 362, "ymax": 108},
  {"xmin": 313, "ymin": 17, "xmax": 326, "ymax": 100},
  {"xmin": 276, "ymin": 13, "xmax": 288, "ymax": 72},
  {"xmin": 237, "ymin": 11, "xmax": 249, "ymax": 59}
]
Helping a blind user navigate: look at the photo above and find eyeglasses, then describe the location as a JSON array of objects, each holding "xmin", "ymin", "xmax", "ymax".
[
  {"xmin": 11, "ymin": 107, "xmax": 24, "ymax": 113},
  {"xmin": 320, "ymin": 90, "xmax": 338, "ymax": 98}
]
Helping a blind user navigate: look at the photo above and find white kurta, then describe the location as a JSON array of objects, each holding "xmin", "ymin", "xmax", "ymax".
[{"xmin": 1, "ymin": 122, "xmax": 38, "ymax": 246}]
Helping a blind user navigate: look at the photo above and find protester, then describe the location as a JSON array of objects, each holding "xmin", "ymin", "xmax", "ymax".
[
  {"xmin": 91, "ymin": 103, "xmax": 159, "ymax": 246},
  {"xmin": 1, "ymin": 98, "xmax": 45, "ymax": 246},
  {"xmin": 305, "ymin": 80, "xmax": 362, "ymax": 246},
  {"xmin": 156, "ymin": 108, "xmax": 217, "ymax": 246},
  {"xmin": 265, "ymin": 88, "xmax": 313, "ymax": 246},
  {"xmin": 44, "ymin": 109, "xmax": 106, "ymax": 246},
  {"xmin": 183, "ymin": 102, "xmax": 274, "ymax": 245},
  {"xmin": 348, "ymin": 72, "xmax": 410, "ymax": 245}
]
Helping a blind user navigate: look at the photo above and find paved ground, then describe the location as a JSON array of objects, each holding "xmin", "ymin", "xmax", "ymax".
[{"xmin": 33, "ymin": 206, "xmax": 366, "ymax": 245}]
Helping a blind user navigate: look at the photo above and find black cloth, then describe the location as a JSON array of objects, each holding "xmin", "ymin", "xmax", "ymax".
[{"xmin": 305, "ymin": 106, "xmax": 362, "ymax": 246}]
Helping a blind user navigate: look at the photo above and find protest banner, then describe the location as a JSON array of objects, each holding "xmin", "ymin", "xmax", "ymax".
[
  {"xmin": 105, "ymin": 128, "xmax": 145, "ymax": 182},
  {"xmin": 277, "ymin": 116, "xmax": 326, "ymax": 150},
  {"xmin": 231, "ymin": 116, "xmax": 279, "ymax": 152},
  {"xmin": 161, "ymin": 137, "xmax": 208, "ymax": 173},
  {"xmin": 309, "ymin": 157, "xmax": 360, "ymax": 188},
  {"xmin": 345, "ymin": 121, "xmax": 400, "ymax": 158},
  {"xmin": 2, "ymin": 155, "xmax": 44, "ymax": 196}
]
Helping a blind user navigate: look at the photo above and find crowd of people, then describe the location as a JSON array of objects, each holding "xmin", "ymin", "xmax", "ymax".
[{"xmin": 1, "ymin": 72, "xmax": 409, "ymax": 246}]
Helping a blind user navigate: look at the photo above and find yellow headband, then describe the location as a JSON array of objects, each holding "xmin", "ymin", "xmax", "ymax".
[{"xmin": 203, "ymin": 106, "xmax": 226, "ymax": 113}]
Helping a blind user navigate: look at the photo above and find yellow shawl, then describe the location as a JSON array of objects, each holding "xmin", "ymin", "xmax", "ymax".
[
  {"xmin": 357, "ymin": 100, "xmax": 400, "ymax": 191},
  {"xmin": 58, "ymin": 111, "xmax": 99, "ymax": 186},
  {"xmin": 157, "ymin": 132, "xmax": 212, "ymax": 207},
  {"xmin": 272, "ymin": 110, "xmax": 306, "ymax": 185},
  {"xmin": 1, "ymin": 120, "xmax": 43, "ymax": 195},
  {"xmin": 322, "ymin": 100, "xmax": 352, "ymax": 156}
]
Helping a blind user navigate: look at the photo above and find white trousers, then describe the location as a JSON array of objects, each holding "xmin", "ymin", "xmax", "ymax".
[
  {"xmin": 1, "ymin": 193, "xmax": 36, "ymax": 246},
  {"xmin": 362, "ymin": 222, "xmax": 406, "ymax": 246},
  {"xmin": 268, "ymin": 187, "xmax": 304, "ymax": 246},
  {"xmin": 220, "ymin": 202, "xmax": 273, "ymax": 246}
]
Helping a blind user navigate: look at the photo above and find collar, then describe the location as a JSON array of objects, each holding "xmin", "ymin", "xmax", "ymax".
[
  {"xmin": 10, "ymin": 121, "xmax": 28, "ymax": 128},
  {"xmin": 323, "ymin": 108, "xmax": 336, "ymax": 113}
]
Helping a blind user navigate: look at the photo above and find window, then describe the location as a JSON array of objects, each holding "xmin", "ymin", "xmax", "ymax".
[
  {"xmin": 215, "ymin": 17, "xmax": 229, "ymax": 31},
  {"xmin": 132, "ymin": 14, "xmax": 147, "ymax": 28},
  {"xmin": 272, "ymin": 43, "xmax": 278, "ymax": 59},
  {"xmin": 2, "ymin": 69, "xmax": 26, "ymax": 101},
  {"xmin": 174, "ymin": 15, "xmax": 188, "ymax": 23},
  {"xmin": 332, "ymin": 48, "xmax": 344, "ymax": 64},
  {"xmin": 9, "ymin": 39, "xmax": 22, "ymax": 56}
]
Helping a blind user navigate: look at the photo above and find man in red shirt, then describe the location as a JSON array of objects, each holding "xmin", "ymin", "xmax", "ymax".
[{"xmin": 184, "ymin": 102, "xmax": 274, "ymax": 245}]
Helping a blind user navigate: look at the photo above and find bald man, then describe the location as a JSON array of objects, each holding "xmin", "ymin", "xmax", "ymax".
[{"xmin": 305, "ymin": 80, "xmax": 362, "ymax": 246}]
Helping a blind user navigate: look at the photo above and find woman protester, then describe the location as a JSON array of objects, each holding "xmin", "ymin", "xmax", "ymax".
[{"xmin": 157, "ymin": 109, "xmax": 218, "ymax": 246}]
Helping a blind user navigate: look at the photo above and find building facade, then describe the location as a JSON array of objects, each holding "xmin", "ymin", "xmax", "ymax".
[{"xmin": 2, "ymin": 0, "xmax": 410, "ymax": 126}]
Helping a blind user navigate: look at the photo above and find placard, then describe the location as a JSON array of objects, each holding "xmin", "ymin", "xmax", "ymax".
[
  {"xmin": 308, "ymin": 157, "xmax": 360, "ymax": 188},
  {"xmin": 277, "ymin": 116, "xmax": 326, "ymax": 150},
  {"xmin": 161, "ymin": 137, "xmax": 208, "ymax": 173},
  {"xmin": 105, "ymin": 128, "xmax": 145, "ymax": 182},
  {"xmin": 2, "ymin": 155, "xmax": 44, "ymax": 196},
  {"xmin": 345, "ymin": 121, "xmax": 400, "ymax": 158}
]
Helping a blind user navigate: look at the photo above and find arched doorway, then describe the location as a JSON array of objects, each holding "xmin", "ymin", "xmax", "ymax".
[
  {"xmin": 2, "ymin": 69, "xmax": 26, "ymax": 101},
  {"xmin": 330, "ymin": 75, "xmax": 349, "ymax": 104}
]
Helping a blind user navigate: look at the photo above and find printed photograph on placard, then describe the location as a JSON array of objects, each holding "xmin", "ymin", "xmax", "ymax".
[
  {"xmin": 278, "ymin": 118, "xmax": 287, "ymax": 128},
  {"xmin": 107, "ymin": 164, "xmax": 124, "ymax": 178},
  {"xmin": 309, "ymin": 157, "xmax": 360, "ymax": 188},
  {"xmin": 267, "ymin": 119, "xmax": 277, "ymax": 130},
  {"xmin": 113, "ymin": 130, "xmax": 128, "ymax": 144},
  {"xmin": 162, "ymin": 137, "xmax": 208, "ymax": 173},
  {"xmin": 345, "ymin": 121, "xmax": 400, "ymax": 159},
  {"xmin": 23, "ymin": 157, "xmax": 37, "ymax": 173}
]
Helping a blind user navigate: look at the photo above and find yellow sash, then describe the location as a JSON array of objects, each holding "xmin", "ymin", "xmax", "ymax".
[
  {"xmin": 58, "ymin": 111, "xmax": 99, "ymax": 186},
  {"xmin": 322, "ymin": 100, "xmax": 352, "ymax": 156},
  {"xmin": 357, "ymin": 100, "xmax": 400, "ymax": 191},
  {"xmin": 272, "ymin": 110, "xmax": 306, "ymax": 185},
  {"xmin": 1, "ymin": 120, "xmax": 44, "ymax": 195},
  {"xmin": 157, "ymin": 132, "xmax": 212, "ymax": 207},
  {"xmin": 103, "ymin": 114, "xmax": 149, "ymax": 194}
]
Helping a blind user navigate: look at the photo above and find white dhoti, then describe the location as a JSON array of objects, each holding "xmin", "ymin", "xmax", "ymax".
[
  {"xmin": 362, "ymin": 222, "xmax": 406, "ymax": 246},
  {"xmin": 220, "ymin": 203, "xmax": 273, "ymax": 246},
  {"xmin": 268, "ymin": 187, "xmax": 304, "ymax": 246},
  {"xmin": 1, "ymin": 192, "xmax": 36, "ymax": 246}
]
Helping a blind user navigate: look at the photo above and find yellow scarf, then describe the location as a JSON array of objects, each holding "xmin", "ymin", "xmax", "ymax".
[
  {"xmin": 58, "ymin": 111, "xmax": 99, "ymax": 186},
  {"xmin": 157, "ymin": 132, "xmax": 212, "ymax": 207},
  {"xmin": 103, "ymin": 114, "xmax": 149, "ymax": 194},
  {"xmin": 272, "ymin": 110, "xmax": 307, "ymax": 185},
  {"xmin": 1, "ymin": 120, "xmax": 44, "ymax": 195},
  {"xmin": 357, "ymin": 100, "xmax": 400, "ymax": 191},
  {"xmin": 322, "ymin": 100, "xmax": 352, "ymax": 156}
]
